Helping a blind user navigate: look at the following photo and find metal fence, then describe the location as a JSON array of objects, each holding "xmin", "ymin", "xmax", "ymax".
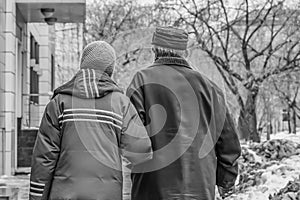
[{"xmin": 22, "ymin": 93, "xmax": 52, "ymax": 129}]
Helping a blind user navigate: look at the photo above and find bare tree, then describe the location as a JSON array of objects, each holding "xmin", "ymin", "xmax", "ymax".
[
  {"xmin": 85, "ymin": 0, "xmax": 176, "ymax": 88},
  {"xmin": 273, "ymin": 72, "xmax": 300, "ymax": 134},
  {"xmin": 162, "ymin": 0, "xmax": 300, "ymax": 142},
  {"xmin": 86, "ymin": 0, "xmax": 138, "ymax": 44}
]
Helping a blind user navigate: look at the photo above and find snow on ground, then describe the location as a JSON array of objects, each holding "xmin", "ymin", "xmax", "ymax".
[
  {"xmin": 228, "ymin": 131, "xmax": 300, "ymax": 200},
  {"xmin": 266, "ymin": 131, "xmax": 300, "ymax": 143},
  {"xmin": 230, "ymin": 155, "xmax": 300, "ymax": 200}
]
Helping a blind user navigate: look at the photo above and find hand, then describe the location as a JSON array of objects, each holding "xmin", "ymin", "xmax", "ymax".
[{"xmin": 218, "ymin": 185, "xmax": 235, "ymax": 199}]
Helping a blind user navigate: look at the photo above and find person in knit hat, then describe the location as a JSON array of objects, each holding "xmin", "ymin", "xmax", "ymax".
[
  {"xmin": 80, "ymin": 41, "xmax": 116, "ymax": 76},
  {"xmin": 29, "ymin": 41, "xmax": 152, "ymax": 200},
  {"xmin": 127, "ymin": 27, "xmax": 241, "ymax": 200}
]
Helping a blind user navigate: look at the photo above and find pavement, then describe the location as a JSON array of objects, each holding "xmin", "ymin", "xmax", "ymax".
[
  {"xmin": 0, "ymin": 175, "xmax": 29, "ymax": 200},
  {"xmin": 0, "ymin": 172, "xmax": 131, "ymax": 200}
]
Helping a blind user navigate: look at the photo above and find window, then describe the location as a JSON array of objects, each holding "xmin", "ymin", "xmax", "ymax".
[
  {"xmin": 30, "ymin": 35, "xmax": 35, "ymax": 60},
  {"xmin": 30, "ymin": 35, "xmax": 39, "ymax": 104},
  {"xmin": 35, "ymin": 42, "xmax": 39, "ymax": 64},
  {"xmin": 30, "ymin": 67, "xmax": 39, "ymax": 104}
]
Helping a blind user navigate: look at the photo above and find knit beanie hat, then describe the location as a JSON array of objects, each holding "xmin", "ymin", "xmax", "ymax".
[
  {"xmin": 151, "ymin": 26, "xmax": 188, "ymax": 50},
  {"xmin": 80, "ymin": 41, "xmax": 116, "ymax": 77}
]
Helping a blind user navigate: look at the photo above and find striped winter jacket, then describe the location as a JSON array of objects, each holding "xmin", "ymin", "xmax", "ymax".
[{"xmin": 29, "ymin": 69, "xmax": 152, "ymax": 200}]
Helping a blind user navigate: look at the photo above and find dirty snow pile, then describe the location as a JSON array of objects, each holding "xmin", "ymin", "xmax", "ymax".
[
  {"xmin": 250, "ymin": 139, "xmax": 300, "ymax": 160},
  {"xmin": 227, "ymin": 131, "xmax": 300, "ymax": 200},
  {"xmin": 270, "ymin": 176, "xmax": 300, "ymax": 200}
]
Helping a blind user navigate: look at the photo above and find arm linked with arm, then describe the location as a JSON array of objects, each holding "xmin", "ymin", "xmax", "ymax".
[
  {"xmin": 126, "ymin": 72, "xmax": 146, "ymax": 125},
  {"xmin": 120, "ymin": 101, "xmax": 153, "ymax": 166},
  {"xmin": 122, "ymin": 71, "xmax": 152, "ymax": 166}
]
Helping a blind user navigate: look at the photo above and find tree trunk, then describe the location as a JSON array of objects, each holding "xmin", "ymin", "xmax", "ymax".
[
  {"xmin": 267, "ymin": 120, "xmax": 272, "ymax": 141},
  {"xmin": 238, "ymin": 92, "xmax": 260, "ymax": 142},
  {"xmin": 287, "ymin": 108, "xmax": 291, "ymax": 134},
  {"xmin": 292, "ymin": 108, "xmax": 297, "ymax": 134},
  {"xmin": 266, "ymin": 126, "xmax": 270, "ymax": 140},
  {"xmin": 267, "ymin": 103, "xmax": 272, "ymax": 140}
]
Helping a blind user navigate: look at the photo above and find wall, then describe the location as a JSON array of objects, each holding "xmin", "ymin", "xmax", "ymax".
[
  {"xmin": 0, "ymin": 0, "xmax": 84, "ymax": 176},
  {"xmin": 0, "ymin": 0, "xmax": 6, "ymax": 176},
  {"xmin": 17, "ymin": 129, "xmax": 37, "ymax": 168},
  {"xmin": 1, "ymin": 0, "xmax": 17, "ymax": 175},
  {"xmin": 26, "ymin": 23, "xmax": 54, "ymax": 128},
  {"xmin": 16, "ymin": 23, "xmax": 55, "ymax": 169},
  {"xmin": 0, "ymin": 1, "xmax": 56, "ymax": 174}
]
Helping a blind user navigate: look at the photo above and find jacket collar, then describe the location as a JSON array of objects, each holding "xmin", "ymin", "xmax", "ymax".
[
  {"xmin": 152, "ymin": 57, "xmax": 192, "ymax": 69},
  {"xmin": 53, "ymin": 69, "xmax": 122, "ymax": 99}
]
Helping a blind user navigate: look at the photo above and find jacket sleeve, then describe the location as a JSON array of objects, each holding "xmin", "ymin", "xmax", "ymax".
[
  {"xmin": 216, "ymin": 107, "xmax": 241, "ymax": 188},
  {"xmin": 29, "ymin": 97, "xmax": 62, "ymax": 200},
  {"xmin": 126, "ymin": 72, "xmax": 146, "ymax": 125},
  {"xmin": 120, "ymin": 100, "xmax": 153, "ymax": 166}
]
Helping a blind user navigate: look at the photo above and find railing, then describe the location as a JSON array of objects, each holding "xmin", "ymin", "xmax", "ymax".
[{"xmin": 21, "ymin": 93, "xmax": 52, "ymax": 129}]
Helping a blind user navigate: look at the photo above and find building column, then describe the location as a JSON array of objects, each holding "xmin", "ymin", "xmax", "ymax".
[
  {"xmin": 2, "ymin": 0, "xmax": 17, "ymax": 175},
  {"xmin": 38, "ymin": 24, "xmax": 52, "ymax": 117},
  {"xmin": 0, "ymin": 0, "xmax": 6, "ymax": 176}
]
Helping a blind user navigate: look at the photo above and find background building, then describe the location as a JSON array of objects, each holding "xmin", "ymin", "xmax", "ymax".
[
  {"xmin": 0, "ymin": 0, "xmax": 86, "ymax": 176},
  {"xmin": 55, "ymin": 23, "xmax": 83, "ymax": 87}
]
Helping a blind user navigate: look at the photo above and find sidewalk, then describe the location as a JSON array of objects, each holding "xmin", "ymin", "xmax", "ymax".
[
  {"xmin": 0, "ymin": 175, "xmax": 29, "ymax": 200},
  {"xmin": 0, "ymin": 173, "xmax": 131, "ymax": 200}
]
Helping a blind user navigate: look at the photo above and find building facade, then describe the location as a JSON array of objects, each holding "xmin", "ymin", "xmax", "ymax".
[
  {"xmin": 55, "ymin": 23, "xmax": 83, "ymax": 87},
  {"xmin": 0, "ymin": 0, "xmax": 85, "ymax": 175}
]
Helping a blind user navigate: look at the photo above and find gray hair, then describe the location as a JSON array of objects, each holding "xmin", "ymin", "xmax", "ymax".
[{"xmin": 152, "ymin": 46, "xmax": 187, "ymax": 60}]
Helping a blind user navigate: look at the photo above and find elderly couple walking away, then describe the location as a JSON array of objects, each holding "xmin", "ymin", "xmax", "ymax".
[{"xmin": 29, "ymin": 26, "xmax": 241, "ymax": 200}]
